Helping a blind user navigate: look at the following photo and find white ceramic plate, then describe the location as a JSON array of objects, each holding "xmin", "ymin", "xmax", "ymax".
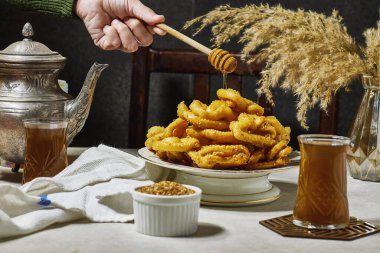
[
  {"xmin": 138, "ymin": 147, "xmax": 300, "ymax": 206},
  {"xmin": 138, "ymin": 147, "xmax": 300, "ymax": 178}
]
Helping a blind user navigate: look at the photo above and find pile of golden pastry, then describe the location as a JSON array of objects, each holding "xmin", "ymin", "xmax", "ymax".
[{"xmin": 145, "ymin": 88, "xmax": 292, "ymax": 170}]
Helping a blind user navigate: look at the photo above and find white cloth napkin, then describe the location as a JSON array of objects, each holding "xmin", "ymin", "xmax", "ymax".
[{"xmin": 0, "ymin": 145, "xmax": 152, "ymax": 239}]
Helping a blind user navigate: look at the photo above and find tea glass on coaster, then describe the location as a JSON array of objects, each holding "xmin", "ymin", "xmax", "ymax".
[
  {"xmin": 22, "ymin": 118, "xmax": 68, "ymax": 184},
  {"xmin": 293, "ymin": 134, "xmax": 351, "ymax": 230}
]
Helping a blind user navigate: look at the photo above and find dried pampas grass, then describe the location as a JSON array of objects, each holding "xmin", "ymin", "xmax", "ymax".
[{"xmin": 184, "ymin": 4, "xmax": 379, "ymax": 128}]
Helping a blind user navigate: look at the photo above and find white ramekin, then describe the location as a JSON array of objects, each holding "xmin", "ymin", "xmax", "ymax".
[{"xmin": 132, "ymin": 184, "xmax": 202, "ymax": 237}]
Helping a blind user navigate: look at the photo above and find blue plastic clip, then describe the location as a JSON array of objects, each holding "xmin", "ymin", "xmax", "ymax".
[{"xmin": 38, "ymin": 195, "xmax": 52, "ymax": 206}]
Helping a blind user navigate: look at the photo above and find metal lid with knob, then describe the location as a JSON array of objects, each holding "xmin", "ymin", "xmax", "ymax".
[{"xmin": 0, "ymin": 22, "xmax": 66, "ymax": 64}]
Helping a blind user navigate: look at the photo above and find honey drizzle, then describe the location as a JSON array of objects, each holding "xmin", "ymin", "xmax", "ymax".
[{"xmin": 222, "ymin": 72, "xmax": 228, "ymax": 89}]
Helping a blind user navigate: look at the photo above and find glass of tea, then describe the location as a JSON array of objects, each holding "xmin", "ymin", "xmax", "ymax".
[
  {"xmin": 293, "ymin": 134, "xmax": 351, "ymax": 229},
  {"xmin": 22, "ymin": 118, "xmax": 68, "ymax": 184}
]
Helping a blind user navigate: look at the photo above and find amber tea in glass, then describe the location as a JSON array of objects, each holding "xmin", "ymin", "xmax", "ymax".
[
  {"xmin": 23, "ymin": 118, "xmax": 68, "ymax": 183},
  {"xmin": 293, "ymin": 134, "xmax": 351, "ymax": 229}
]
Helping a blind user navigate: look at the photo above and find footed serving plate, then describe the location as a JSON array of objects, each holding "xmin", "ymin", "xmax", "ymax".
[{"xmin": 138, "ymin": 148, "xmax": 300, "ymax": 207}]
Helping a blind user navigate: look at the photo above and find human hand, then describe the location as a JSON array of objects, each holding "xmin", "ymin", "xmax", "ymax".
[{"xmin": 75, "ymin": 0, "xmax": 166, "ymax": 52}]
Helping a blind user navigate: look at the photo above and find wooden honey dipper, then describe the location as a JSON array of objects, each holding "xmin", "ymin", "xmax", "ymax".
[{"xmin": 156, "ymin": 24, "xmax": 237, "ymax": 73}]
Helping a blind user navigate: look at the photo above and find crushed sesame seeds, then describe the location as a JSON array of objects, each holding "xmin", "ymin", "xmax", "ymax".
[{"xmin": 136, "ymin": 181, "xmax": 195, "ymax": 196}]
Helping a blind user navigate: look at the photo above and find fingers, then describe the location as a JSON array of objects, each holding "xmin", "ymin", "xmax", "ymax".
[
  {"xmin": 146, "ymin": 26, "xmax": 155, "ymax": 35},
  {"xmin": 111, "ymin": 19, "xmax": 139, "ymax": 52},
  {"xmin": 97, "ymin": 25, "xmax": 121, "ymax": 51},
  {"xmin": 129, "ymin": 1, "xmax": 166, "ymax": 36},
  {"xmin": 147, "ymin": 25, "xmax": 166, "ymax": 36},
  {"xmin": 144, "ymin": 25, "xmax": 167, "ymax": 37},
  {"xmin": 97, "ymin": 19, "xmax": 155, "ymax": 53},
  {"xmin": 130, "ymin": 0, "xmax": 165, "ymax": 25},
  {"xmin": 123, "ymin": 18, "xmax": 153, "ymax": 46}
]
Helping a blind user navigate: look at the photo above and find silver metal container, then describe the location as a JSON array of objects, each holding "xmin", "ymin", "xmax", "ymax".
[{"xmin": 0, "ymin": 23, "xmax": 108, "ymax": 164}]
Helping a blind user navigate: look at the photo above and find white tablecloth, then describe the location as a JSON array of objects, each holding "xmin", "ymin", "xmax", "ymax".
[{"xmin": 0, "ymin": 148, "xmax": 379, "ymax": 253}]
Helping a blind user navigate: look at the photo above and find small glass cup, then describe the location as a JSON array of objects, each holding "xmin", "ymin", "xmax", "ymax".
[
  {"xmin": 293, "ymin": 134, "xmax": 351, "ymax": 229},
  {"xmin": 23, "ymin": 118, "xmax": 68, "ymax": 184}
]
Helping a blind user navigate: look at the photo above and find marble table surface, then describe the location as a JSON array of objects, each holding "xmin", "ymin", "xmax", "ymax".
[{"xmin": 0, "ymin": 148, "xmax": 379, "ymax": 253}]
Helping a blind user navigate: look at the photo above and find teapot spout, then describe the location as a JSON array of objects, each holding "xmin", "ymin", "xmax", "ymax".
[{"xmin": 65, "ymin": 62, "xmax": 108, "ymax": 144}]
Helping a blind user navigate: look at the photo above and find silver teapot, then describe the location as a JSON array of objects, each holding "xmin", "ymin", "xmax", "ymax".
[{"xmin": 0, "ymin": 23, "xmax": 108, "ymax": 164}]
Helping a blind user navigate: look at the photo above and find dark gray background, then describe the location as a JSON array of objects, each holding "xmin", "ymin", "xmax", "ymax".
[{"xmin": 0, "ymin": 0, "xmax": 377, "ymax": 149}]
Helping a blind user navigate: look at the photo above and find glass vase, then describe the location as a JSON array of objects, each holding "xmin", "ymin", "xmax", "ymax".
[{"xmin": 347, "ymin": 75, "xmax": 380, "ymax": 181}]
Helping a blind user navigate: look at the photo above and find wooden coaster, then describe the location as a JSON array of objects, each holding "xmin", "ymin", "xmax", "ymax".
[{"xmin": 260, "ymin": 214, "xmax": 380, "ymax": 241}]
